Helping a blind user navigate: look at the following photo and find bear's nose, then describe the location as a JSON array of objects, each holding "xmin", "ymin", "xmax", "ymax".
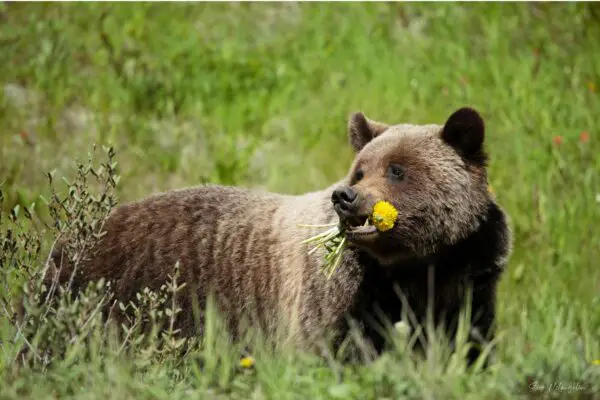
[{"xmin": 332, "ymin": 186, "xmax": 358, "ymax": 211}]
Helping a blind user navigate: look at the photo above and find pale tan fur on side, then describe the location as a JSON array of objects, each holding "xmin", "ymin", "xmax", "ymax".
[{"xmin": 48, "ymin": 181, "xmax": 366, "ymax": 348}]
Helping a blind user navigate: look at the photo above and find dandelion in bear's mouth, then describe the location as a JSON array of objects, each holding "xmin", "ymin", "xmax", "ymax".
[
  {"xmin": 300, "ymin": 200, "xmax": 398, "ymax": 278},
  {"xmin": 370, "ymin": 200, "xmax": 398, "ymax": 232}
]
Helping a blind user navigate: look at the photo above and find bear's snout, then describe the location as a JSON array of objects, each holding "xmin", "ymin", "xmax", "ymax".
[{"xmin": 332, "ymin": 185, "xmax": 362, "ymax": 220}]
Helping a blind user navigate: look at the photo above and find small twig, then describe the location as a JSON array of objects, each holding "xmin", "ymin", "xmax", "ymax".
[
  {"xmin": 3, "ymin": 304, "xmax": 43, "ymax": 364},
  {"xmin": 68, "ymin": 292, "xmax": 109, "ymax": 346}
]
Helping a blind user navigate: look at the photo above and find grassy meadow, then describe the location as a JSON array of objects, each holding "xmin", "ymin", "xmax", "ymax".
[{"xmin": 1, "ymin": 2, "xmax": 599, "ymax": 399}]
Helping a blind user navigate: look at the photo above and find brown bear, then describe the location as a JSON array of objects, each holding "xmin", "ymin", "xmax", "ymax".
[{"xmin": 45, "ymin": 107, "xmax": 511, "ymax": 365}]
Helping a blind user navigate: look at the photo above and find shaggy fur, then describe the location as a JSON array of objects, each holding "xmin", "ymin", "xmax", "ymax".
[{"xmin": 46, "ymin": 107, "xmax": 512, "ymax": 364}]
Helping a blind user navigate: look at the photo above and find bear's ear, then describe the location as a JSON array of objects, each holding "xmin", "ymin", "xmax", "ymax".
[
  {"xmin": 441, "ymin": 107, "xmax": 487, "ymax": 165},
  {"xmin": 348, "ymin": 112, "xmax": 390, "ymax": 152}
]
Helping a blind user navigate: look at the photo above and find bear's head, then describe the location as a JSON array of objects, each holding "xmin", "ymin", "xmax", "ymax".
[{"xmin": 332, "ymin": 107, "xmax": 492, "ymax": 265}]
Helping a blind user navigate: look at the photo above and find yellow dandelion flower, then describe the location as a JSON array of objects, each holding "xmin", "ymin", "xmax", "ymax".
[
  {"xmin": 370, "ymin": 200, "xmax": 398, "ymax": 232},
  {"xmin": 592, "ymin": 359, "xmax": 600, "ymax": 366},
  {"xmin": 239, "ymin": 356, "xmax": 255, "ymax": 368}
]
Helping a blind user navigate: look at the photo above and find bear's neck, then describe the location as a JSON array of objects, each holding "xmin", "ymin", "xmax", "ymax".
[
  {"xmin": 344, "ymin": 201, "xmax": 507, "ymax": 342},
  {"xmin": 356, "ymin": 200, "xmax": 507, "ymax": 289}
]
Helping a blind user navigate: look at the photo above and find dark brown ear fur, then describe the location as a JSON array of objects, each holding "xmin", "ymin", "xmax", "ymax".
[
  {"xmin": 441, "ymin": 107, "xmax": 487, "ymax": 166},
  {"xmin": 348, "ymin": 112, "xmax": 389, "ymax": 152}
]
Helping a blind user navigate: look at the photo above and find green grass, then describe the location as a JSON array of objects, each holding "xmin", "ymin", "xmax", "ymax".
[{"xmin": 1, "ymin": 2, "xmax": 600, "ymax": 399}]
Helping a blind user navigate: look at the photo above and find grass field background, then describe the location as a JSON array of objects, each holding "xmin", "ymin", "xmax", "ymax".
[{"xmin": 1, "ymin": 2, "xmax": 599, "ymax": 399}]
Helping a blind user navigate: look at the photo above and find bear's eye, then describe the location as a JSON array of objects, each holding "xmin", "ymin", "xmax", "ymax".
[
  {"xmin": 353, "ymin": 169, "xmax": 364, "ymax": 183},
  {"xmin": 388, "ymin": 164, "xmax": 405, "ymax": 180}
]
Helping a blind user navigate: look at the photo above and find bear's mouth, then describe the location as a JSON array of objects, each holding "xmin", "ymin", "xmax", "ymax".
[{"xmin": 343, "ymin": 216, "xmax": 378, "ymax": 236}]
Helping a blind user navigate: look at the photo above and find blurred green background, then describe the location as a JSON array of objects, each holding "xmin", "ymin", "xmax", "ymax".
[{"xmin": 1, "ymin": 2, "xmax": 599, "ymax": 397}]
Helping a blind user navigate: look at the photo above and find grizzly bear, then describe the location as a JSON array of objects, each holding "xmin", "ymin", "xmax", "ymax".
[{"xmin": 45, "ymin": 107, "xmax": 511, "ymax": 365}]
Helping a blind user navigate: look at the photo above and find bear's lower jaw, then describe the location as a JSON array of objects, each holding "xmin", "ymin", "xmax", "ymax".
[
  {"xmin": 345, "ymin": 225, "xmax": 378, "ymax": 243},
  {"xmin": 346, "ymin": 224, "xmax": 377, "ymax": 235}
]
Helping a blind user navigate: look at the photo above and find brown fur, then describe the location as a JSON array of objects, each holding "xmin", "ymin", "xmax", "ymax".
[
  {"xmin": 45, "ymin": 107, "xmax": 512, "ymax": 364},
  {"xmin": 47, "ymin": 184, "xmax": 364, "ymax": 348}
]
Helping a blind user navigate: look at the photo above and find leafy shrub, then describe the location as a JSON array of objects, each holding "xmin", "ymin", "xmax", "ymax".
[{"xmin": 0, "ymin": 146, "xmax": 209, "ymax": 374}]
